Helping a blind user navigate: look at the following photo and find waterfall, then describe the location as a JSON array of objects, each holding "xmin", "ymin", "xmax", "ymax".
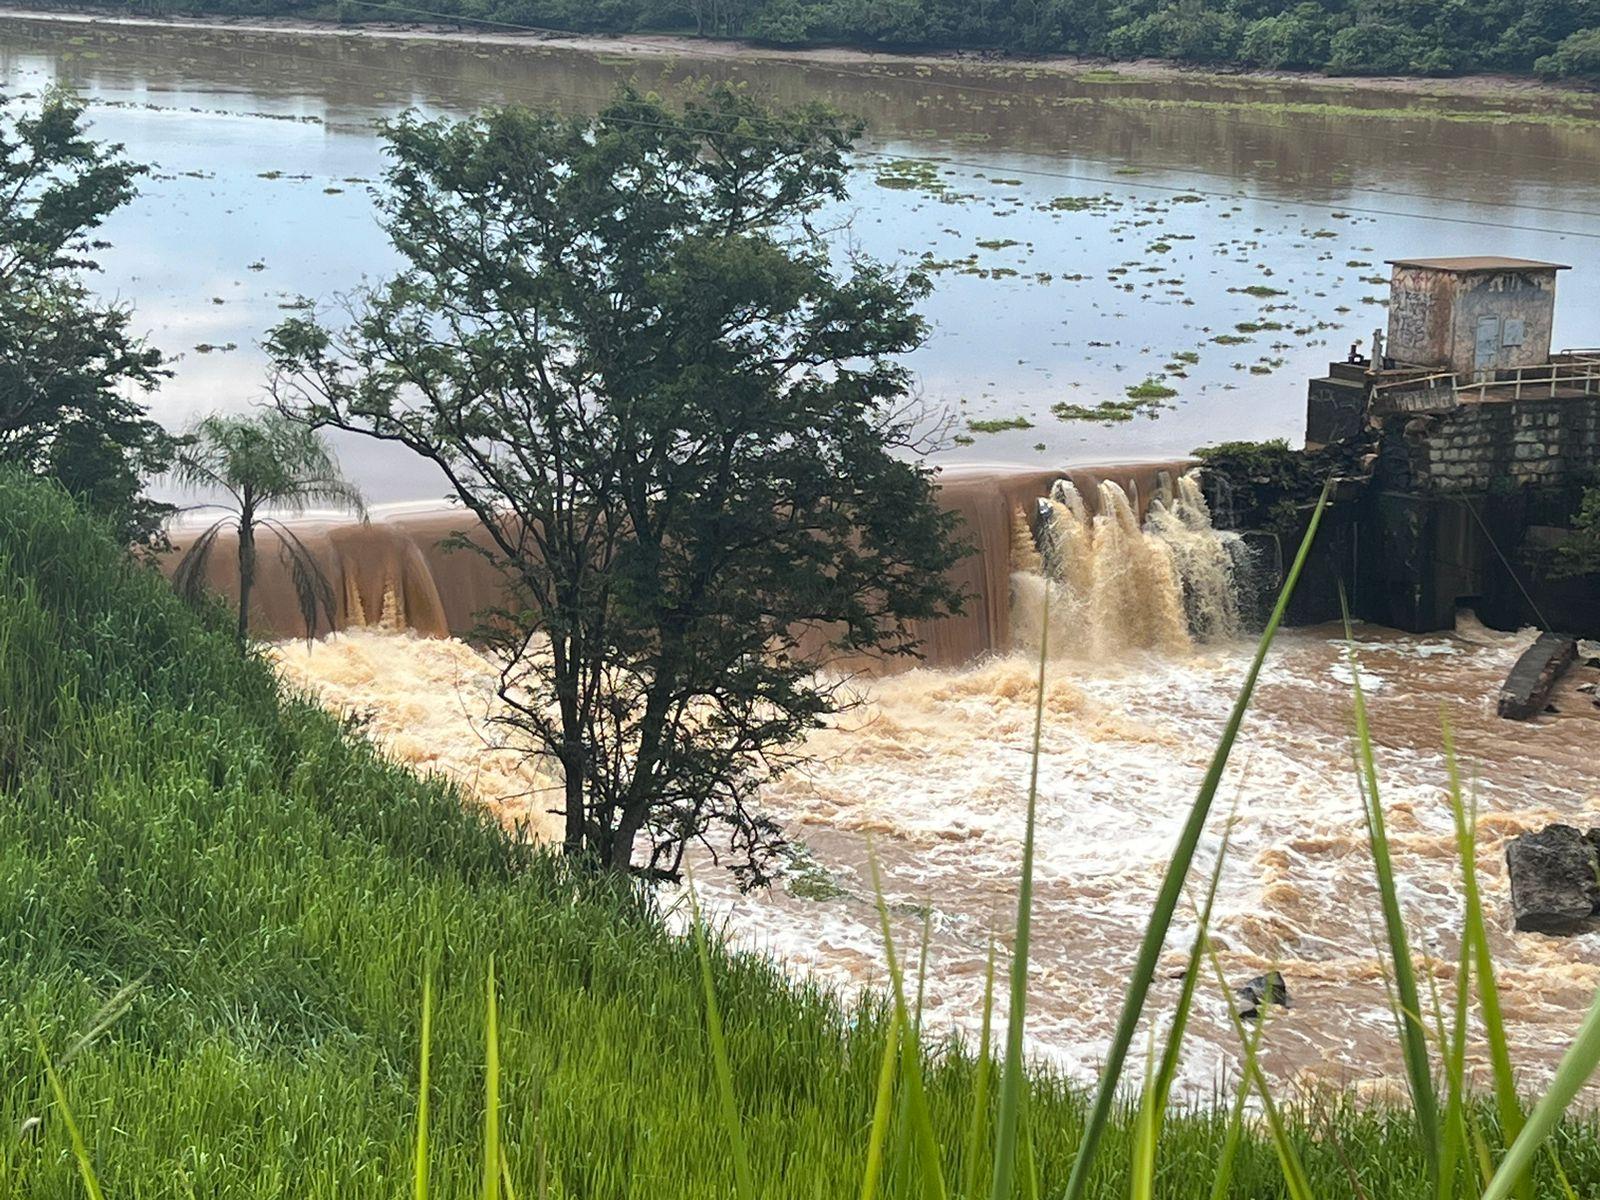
[{"xmin": 1017, "ymin": 469, "xmax": 1252, "ymax": 659}]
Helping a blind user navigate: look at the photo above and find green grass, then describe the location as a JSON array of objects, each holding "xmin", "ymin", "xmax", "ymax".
[{"xmin": 5, "ymin": 470, "xmax": 1600, "ymax": 1197}]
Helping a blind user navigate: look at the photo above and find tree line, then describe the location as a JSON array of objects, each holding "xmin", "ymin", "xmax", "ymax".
[{"xmin": 80, "ymin": 0, "xmax": 1600, "ymax": 80}]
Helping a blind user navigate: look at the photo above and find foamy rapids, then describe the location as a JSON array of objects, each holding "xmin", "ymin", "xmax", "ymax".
[{"xmin": 273, "ymin": 470, "xmax": 1600, "ymax": 1102}]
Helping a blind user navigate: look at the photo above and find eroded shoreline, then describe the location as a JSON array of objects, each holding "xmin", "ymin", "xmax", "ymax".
[{"xmin": 5, "ymin": 5, "xmax": 1599, "ymax": 113}]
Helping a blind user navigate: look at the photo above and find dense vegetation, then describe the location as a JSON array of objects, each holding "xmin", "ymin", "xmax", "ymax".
[
  {"xmin": 0, "ymin": 91, "xmax": 173, "ymax": 546},
  {"xmin": 67, "ymin": 0, "xmax": 1600, "ymax": 79},
  {"xmin": 6, "ymin": 471, "xmax": 1600, "ymax": 1196}
]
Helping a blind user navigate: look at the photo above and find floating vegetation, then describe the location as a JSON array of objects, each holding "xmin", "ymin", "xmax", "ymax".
[
  {"xmin": 782, "ymin": 844, "xmax": 847, "ymax": 902},
  {"xmin": 1170, "ymin": 193, "xmax": 1205, "ymax": 203},
  {"xmin": 976, "ymin": 238, "xmax": 1021, "ymax": 251},
  {"xmin": 1234, "ymin": 320, "xmax": 1285, "ymax": 333},
  {"xmin": 873, "ymin": 158, "xmax": 946, "ymax": 193},
  {"xmin": 967, "ymin": 415, "xmax": 1034, "ymax": 434},
  {"xmin": 1052, "ymin": 394, "xmax": 1166, "ymax": 423},
  {"xmin": 192, "ymin": 341, "xmax": 238, "ymax": 354},
  {"xmin": 1212, "ymin": 333, "xmax": 1252, "ymax": 345},
  {"xmin": 1233, "ymin": 284, "xmax": 1286, "ymax": 298},
  {"xmin": 1042, "ymin": 194, "xmax": 1105, "ymax": 212},
  {"xmin": 1125, "ymin": 378, "xmax": 1178, "ymax": 401}
]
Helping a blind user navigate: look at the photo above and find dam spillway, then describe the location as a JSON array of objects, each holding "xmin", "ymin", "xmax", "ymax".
[{"xmin": 165, "ymin": 460, "xmax": 1262, "ymax": 666}]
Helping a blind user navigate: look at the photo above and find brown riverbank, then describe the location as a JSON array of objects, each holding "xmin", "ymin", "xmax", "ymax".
[{"xmin": 4, "ymin": 5, "xmax": 1598, "ymax": 111}]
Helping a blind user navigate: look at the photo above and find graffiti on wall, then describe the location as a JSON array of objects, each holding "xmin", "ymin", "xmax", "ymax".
[{"xmin": 1391, "ymin": 287, "xmax": 1434, "ymax": 354}]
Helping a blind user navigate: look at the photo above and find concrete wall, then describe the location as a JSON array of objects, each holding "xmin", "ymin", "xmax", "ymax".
[
  {"xmin": 1447, "ymin": 270, "xmax": 1559, "ymax": 376},
  {"xmin": 1386, "ymin": 394, "xmax": 1600, "ymax": 494},
  {"xmin": 1387, "ymin": 266, "xmax": 1455, "ymax": 367}
]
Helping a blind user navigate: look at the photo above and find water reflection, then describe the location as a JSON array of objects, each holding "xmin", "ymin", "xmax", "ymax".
[{"xmin": 3, "ymin": 14, "xmax": 1598, "ymax": 501}]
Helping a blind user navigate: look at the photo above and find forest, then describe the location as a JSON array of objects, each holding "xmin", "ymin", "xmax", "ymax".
[{"xmin": 81, "ymin": 0, "xmax": 1600, "ymax": 79}]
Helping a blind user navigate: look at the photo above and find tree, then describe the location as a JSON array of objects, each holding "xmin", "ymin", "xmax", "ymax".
[
  {"xmin": 1536, "ymin": 27, "xmax": 1600, "ymax": 78},
  {"xmin": 1554, "ymin": 484, "xmax": 1600, "ymax": 579},
  {"xmin": 171, "ymin": 411, "xmax": 366, "ymax": 646},
  {"xmin": 268, "ymin": 86, "xmax": 966, "ymax": 886},
  {"xmin": 0, "ymin": 89, "xmax": 173, "ymax": 545}
]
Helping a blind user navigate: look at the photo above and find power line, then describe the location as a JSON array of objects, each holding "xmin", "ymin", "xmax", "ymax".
[
  {"xmin": 142, "ymin": 0, "xmax": 1600, "ymax": 178},
  {"xmin": 13, "ymin": 7, "xmax": 1600, "ymax": 238}
]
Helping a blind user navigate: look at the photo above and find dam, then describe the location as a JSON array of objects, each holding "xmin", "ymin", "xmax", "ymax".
[{"xmin": 167, "ymin": 459, "xmax": 1267, "ymax": 668}]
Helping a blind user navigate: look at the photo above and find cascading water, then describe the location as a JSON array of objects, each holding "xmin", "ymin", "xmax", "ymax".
[{"xmin": 1015, "ymin": 468, "xmax": 1254, "ymax": 658}]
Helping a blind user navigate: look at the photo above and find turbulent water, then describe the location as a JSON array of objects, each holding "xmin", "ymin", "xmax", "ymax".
[
  {"xmin": 1016, "ymin": 470, "xmax": 1250, "ymax": 659},
  {"xmin": 270, "ymin": 471, "xmax": 1600, "ymax": 1099}
]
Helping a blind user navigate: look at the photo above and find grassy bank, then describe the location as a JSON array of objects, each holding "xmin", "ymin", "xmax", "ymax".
[{"xmin": 1, "ymin": 469, "xmax": 1598, "ymax": 1197}]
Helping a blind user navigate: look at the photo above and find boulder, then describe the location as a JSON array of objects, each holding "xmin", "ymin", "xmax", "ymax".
[
  {"xmin": 1506, "ymin": 824, "xmax": 1600, "ymax": 934},
  {"xmin": 1236, "ymin": 970, "xmax": 1290, "ymax": 1020}
]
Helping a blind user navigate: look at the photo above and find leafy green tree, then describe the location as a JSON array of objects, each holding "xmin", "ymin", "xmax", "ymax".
[
  {"xmin": 0, "ymin": 89, "xmax": 173, "ymax": 544},
  {"xmin": 268, "ymin": 86, "xmax": 966, "ymax": 885},
  {"xmin": 1554, "ymin": 484, "xmax": 1600, "ymax": 578},
  {"xmin": 172, "ymin": 411, "xmax": 366, "ymax": 646},
  {"xmin": 1536, "ymin": 27, "xmax": 1600, "ymax": 77}
]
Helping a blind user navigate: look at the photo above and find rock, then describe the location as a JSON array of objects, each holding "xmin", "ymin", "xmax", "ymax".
[
  {"xmin": 1236, "ymin": 970, "xmax": 1290, "ymax": 1020},
  {"xmin": 1506, "ymin": 824, "xmax": 1600, "ymax": 934},
  {"xmin": 1497, "ymin": 632, "xmax": 1578, "ymax": 720}
]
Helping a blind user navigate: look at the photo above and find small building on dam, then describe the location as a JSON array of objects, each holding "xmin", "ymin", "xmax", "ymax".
[{"xmin": 1211, "ymin": 255, "xmax": 1600, "ymax": 636}]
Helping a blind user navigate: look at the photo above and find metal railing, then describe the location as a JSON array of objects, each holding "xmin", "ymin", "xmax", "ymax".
[
  {"xmin": 1456, "ymin": 360, "xmax": 1600, "ymax": 400},
  {"xmin": 1369, "ymin": 359, "xmax": 1600, "ymax": 406}
]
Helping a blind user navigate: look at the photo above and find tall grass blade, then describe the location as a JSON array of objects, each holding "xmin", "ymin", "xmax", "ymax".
[
  {"xmin": 33, "ymin": 1024, "xmax": 105, "ymax": 1200},
  {"xmin": 1204, "ymin": 947, "xmax": 1317, "ymax": 1200},
  {"xmin": 990, "ymin": 580, "xmax": 1048, "ymax": 1200},
  {"xmin": 1435, "ymin": 928, "xmax": 1473, "ymax": 1200},
  {"xmin": 485, "ymin": 954, "xmax": 501, "ymax": 1200},
  {"xmin": 1207, "ymin": 1028, "xmax": 1260, "ymax": 1200},
  {"xmin": 1130, "ymin": 1034, "xmax": 1160, "ymax": 1200},
  {"xmin": 415, "ymin": 971, "xmax": 434, "ymax": 1200},
  {"xmin": 1062, "ymin": 480, "xmax": 1330, "ymax": 1200},
  {"xmin": 860, "ymin": 1007, "xmax": 903, "ymax": 1200},
  {"xmin": 962, "ymin": 940, "xmax": 998, "ymax": 1200},
  {"xmin": 501, "ymin": 1149, "xmax": 519, "ymax": 1200},
  {"xmin": 1019, "ymin": 1089, "xmax": 1040, "ymax": 1200},
  {"xmin": 1339, "ymin": 591, "xmax": 1439, "ymax": 1176},
  {"xmin": 1443, "ymin": 718, "xmax": 1529, "ymax": 1200},
  {"xmin": 1133, "ymin": 817, "xmax": 1236, "ymax": 1200},
  {"xmin": 870, "ymin": 851, "xmax": 950, "ymax": 1200},
  {"xmin": 1480, "ymin": 987, "xmax": 1600, "ymax": 1200},
  {"xmin": 689, "ymin": 885, "xmax": 757, "ymax": 1200}
]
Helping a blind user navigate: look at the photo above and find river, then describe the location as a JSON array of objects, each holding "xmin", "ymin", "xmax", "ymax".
[
  {"xmin": 9, "ymin": 11, "xmax": 1600, "ymax": 1099},
  {"xmin": 4, "ymin": 12, "xmax": 1600, "ymax": 500}
]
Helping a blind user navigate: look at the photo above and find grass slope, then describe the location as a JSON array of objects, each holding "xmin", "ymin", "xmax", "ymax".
[{"xmin": 0, "ymin": 472, "xmax": 1595, "ymax": 1197}]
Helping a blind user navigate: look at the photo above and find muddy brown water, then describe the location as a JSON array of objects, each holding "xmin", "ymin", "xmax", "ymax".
[{"xmin": 11, "ymin": 12, "xmax": 1600, "ymax": 1098}]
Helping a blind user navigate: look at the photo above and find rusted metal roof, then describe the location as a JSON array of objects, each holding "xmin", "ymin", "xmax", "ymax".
[{"xmin": 1385, "ymin": 256, "xmax": 1570, "ymax": 272}]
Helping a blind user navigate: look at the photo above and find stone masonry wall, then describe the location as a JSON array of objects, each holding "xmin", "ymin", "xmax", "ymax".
[{"xmin": 1394, "ymin": 395, "xmax": 1600, "ymax": 493}]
